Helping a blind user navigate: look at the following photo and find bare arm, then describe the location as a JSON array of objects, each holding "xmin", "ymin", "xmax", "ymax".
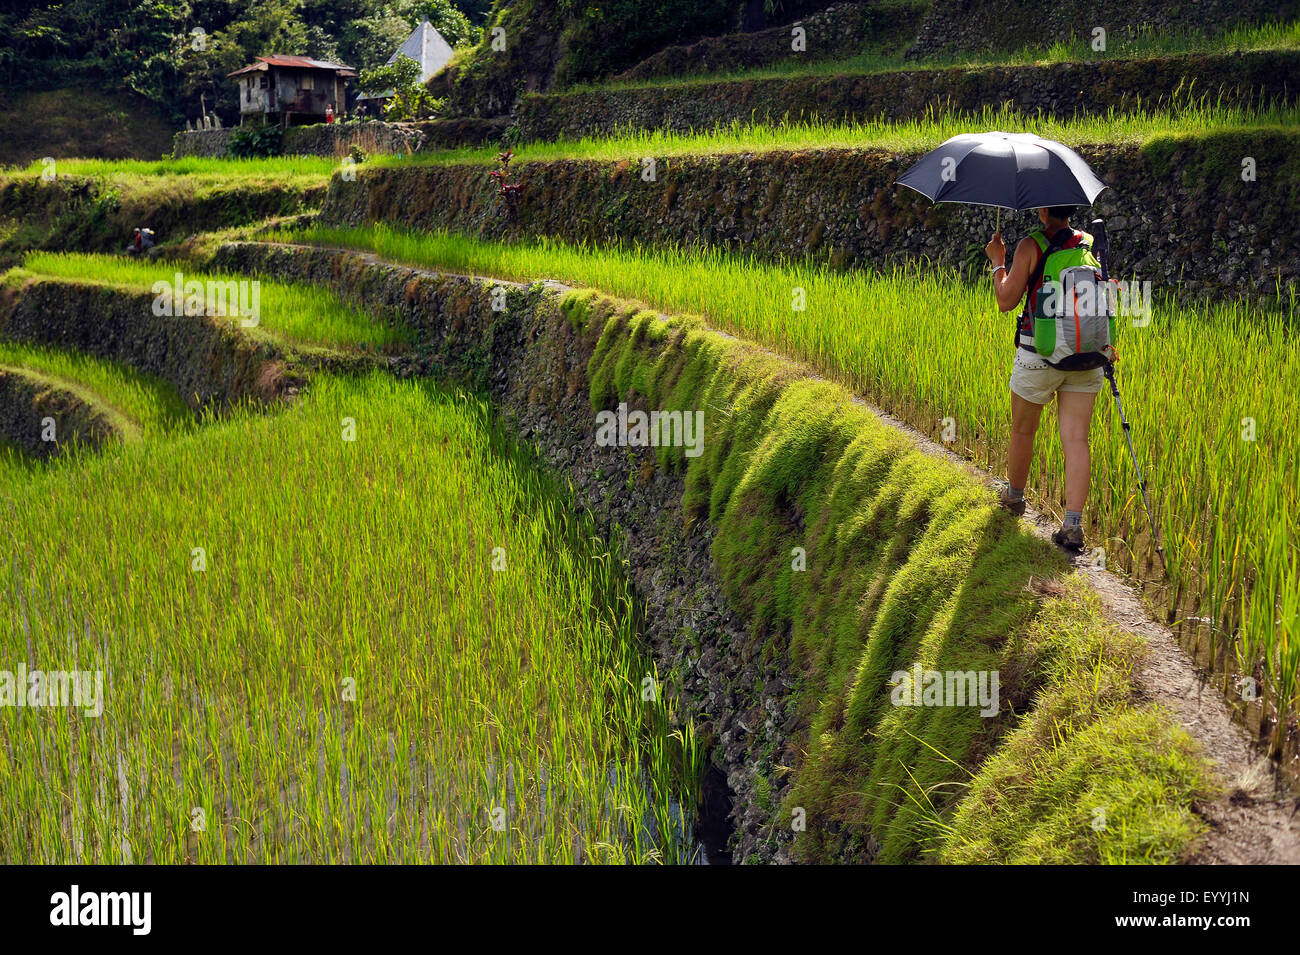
[{"xmin": 985, "ymin": 234, "xmax": 1041, "ymax": 313}]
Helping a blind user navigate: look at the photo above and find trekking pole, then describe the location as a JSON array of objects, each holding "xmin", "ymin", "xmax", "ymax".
[
  {"xmin": 1103, "ymin": 361, "xmax": 1167, "ymax": 571},
  {"xmin": 1091, "ymin": 217, "xmax": 1167, "ymax": 571}
]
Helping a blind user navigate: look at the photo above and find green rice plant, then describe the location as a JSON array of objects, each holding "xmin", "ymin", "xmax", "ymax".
[
  {"xmin": 0, "ymin": 374, "xmax": 700, "ymax": 864},
  {"xmin": 285, "ymin": 223, "xmax": 1299, "ymax": 742},
  {"xmin": 16, "ymin": 253, "xmax": 410, "ymax": 352},
  {"xmin": 0, "ymin": 434, "xmax": 35, "ymax": 478},
  {"xmin": 3, "ymin": 155, "xmax": 339, "ymax": 183},
  {"xmin": 372, "ymin": 98, "xmax": 1300, "ymax": 166}
]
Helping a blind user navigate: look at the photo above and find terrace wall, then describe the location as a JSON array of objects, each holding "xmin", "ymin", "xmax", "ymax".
[
  {"xmin": 515, "ymin": 50, "xmax": 1300, "ymax": 141},
  {"xmin": 207, "ymin": 239, "xmax": 1213, "ymax": 865},
  {"xmin": 0, "ymin": 366, "xmax": 122, "ymax": 456},
  {"xmin": 319, "ymin": 129, "xmax": 1300, "ymax": 299},
  {"xmin": 0, "ymin": 279, "xmax": 295, "ymax": 410},
  {"xmin": 171, "ymin": 127, "xmax": 239, "ymax": 158},
  {"xmin": 171, "ymin": 118, "xmax": 509, "ymax": 159}
]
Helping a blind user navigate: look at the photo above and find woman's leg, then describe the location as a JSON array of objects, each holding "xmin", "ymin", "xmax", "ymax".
[
  {"xmin": 1057, "ymin": 389, "xmax": 1098, "ymax": 512},
  {"xmin": 1008, "ymin": 391, "xmax": 1044, "ymax": 490}
]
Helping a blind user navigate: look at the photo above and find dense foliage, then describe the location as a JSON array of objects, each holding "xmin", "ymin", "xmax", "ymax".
[
  {"xmin": 0, "ymin": 0, "xmax": 482, "ymax": 125},
  {"xmin": 228, "ymin": 122, "xmax": 284, "ymax": 156},
  {"xmin": 358, "ymin": 52, "xmax": 447, "ymax": 119},
  {"xmin": 553, "ymin": 0, "xmax": 737, "ymax": 84}
]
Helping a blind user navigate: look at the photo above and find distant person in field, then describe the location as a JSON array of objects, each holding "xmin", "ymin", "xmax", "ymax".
[
  {"xmin": 985, "ymin": 204, "xmax": 1103, "ymax": 551},
  {"xmin": 127, "ymin": 227, "xmax": 155, "ymax": 256},
  {"xmin": 326, "ymin": 104, "xmax": 335, "ymax": 124}
]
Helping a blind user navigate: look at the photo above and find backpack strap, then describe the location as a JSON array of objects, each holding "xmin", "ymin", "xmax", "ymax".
[
  {"xmin": 1018, "ymin": 227, "xmax": 1078, "ymax": 350},
  {"xmin": 1015, "ymin": 231, "xmax": 1047, "ymax": 349},
  {"xmin": 1036, "ymin": 227, "xmax": 1078, "ymax": 279}
]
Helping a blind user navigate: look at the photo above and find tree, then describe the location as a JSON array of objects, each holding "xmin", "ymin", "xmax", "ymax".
[
  {"xmin": 177, "ymin": 0, "xmax": 309, "ymax": 121},
  {"xmin": 0, "ymin": 0, "xmax": 190, "ymax": 106},
  {"xmin": 400, "ymin": 0, "xmax": 478, "ymax": 49},
  {"xmin": 340, "ymin": 14, "xmax": 415, "ymax": 71},
  {"xmin": 302, "ymin": 24, "xmax": 341, "ymax": 62},
  {"xmin": 342, "ymin": 1, "xmax": 479, "ymax": 72},
  {"xmin": 458, "ymin": 0, "xmax": 491, "ymax": 26}
]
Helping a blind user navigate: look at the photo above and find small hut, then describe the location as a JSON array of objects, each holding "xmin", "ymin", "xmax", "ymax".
[{"xmin": 227, "ymin": 55, "xmax": 357, "ymax": 127}]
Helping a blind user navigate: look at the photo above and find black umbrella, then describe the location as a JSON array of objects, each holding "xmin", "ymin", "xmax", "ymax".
[{"xmin": 895, "ymin": 131, "xmax": 1107, "ymax": 229}]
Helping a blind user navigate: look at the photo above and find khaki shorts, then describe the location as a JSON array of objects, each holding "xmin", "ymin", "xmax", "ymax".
[{"xmin": 1010, "ymin": 349, "xmax": 1103, "ymax": 405}]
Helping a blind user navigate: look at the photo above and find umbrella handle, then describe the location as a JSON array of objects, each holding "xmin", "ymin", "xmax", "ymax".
[{"xmin": 996, "ymin": 207, "xmax": 1001, "ymax": 234}]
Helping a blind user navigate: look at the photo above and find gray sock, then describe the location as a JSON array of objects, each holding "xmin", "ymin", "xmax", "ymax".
[
  {"xmin": 1065, "ymin": 509, "xmax": 1083, "ymax": 528},
  {"xmin": 1008, "ymin": 485, "xmax": 1024, "ymax": 501}
]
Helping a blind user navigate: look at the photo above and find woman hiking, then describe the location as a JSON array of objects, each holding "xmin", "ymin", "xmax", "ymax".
[{"xmin": 984, "ymin": 205, "xmax": 1103, "ymax": 552}]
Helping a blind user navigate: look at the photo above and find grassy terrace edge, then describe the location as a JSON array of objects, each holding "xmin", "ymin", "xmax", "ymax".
[
  {"xmin": 0, "ymin": 340, "xmax": 194, "ymax": 458},
  {"xmin": 211, "ymin": 239, "xmax": 1218, "ymax": 863},
  {"xmin": 570, "ymin": 287, "xmax": 1213, "ymax": 863},
  {"xmin": 561, "ymin": 19, "xmax": 1300, "ymax": 93},
  {"xmin": 373, "ymin": 100, "xmax": 1300, "ymax": 166}
]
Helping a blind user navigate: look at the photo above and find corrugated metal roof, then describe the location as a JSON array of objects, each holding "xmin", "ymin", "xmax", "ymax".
[{"xmin": 228, "ymin": 55, "xmax": 357, "ymax": 78}]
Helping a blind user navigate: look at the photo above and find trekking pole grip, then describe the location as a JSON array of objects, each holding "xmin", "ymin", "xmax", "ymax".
[{"xmin": 1091, "ymin": 218, "xmax": 1109, "ymax": 280}]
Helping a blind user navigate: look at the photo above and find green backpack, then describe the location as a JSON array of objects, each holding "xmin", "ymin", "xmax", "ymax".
[{"xmin": 1023, "ymin": 228, "xmax": 1119, "ymax": 370}]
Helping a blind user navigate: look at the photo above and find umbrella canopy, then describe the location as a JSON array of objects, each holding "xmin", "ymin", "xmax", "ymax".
[{"xmin": 895, "ymin": 131, "xmax": 1107, "ymax": 212}]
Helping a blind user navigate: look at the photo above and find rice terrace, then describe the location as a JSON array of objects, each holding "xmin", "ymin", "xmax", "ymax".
[{"xmin": 0, "ymin": 0, "xmax": 1297, "ymax": 924}]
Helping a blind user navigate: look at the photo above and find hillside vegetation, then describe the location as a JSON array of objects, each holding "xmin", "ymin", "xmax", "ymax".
[{"xmin": 0, "ymin": 88, "xmax": 174, "ymax": 168}]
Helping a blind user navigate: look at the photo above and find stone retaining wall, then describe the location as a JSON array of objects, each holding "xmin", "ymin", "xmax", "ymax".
[
  {"xmin": 172, "ymin": 117, "xmax": 509, "ymax": 159},
  {"xmin": 170, "ymin": 127, "xmax": 238, "ymax": 158},
  {"xmin": 0, "ymin": 278, "xmax": 294, "ymax": 410},
  {"xmin": 0, "ymin": 366, "xmax": 122, "ymax": 456},
  {"xmin": 611, "ymin": 2, "xmax": 901, "ymax": 84},
  {"xmin": 0, "ymin": 174, "xmax": 324, "ymax": 265}
]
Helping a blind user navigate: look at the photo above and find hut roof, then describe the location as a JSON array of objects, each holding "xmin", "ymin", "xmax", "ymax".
[{"xmin": 228, "ymin": 55, "xmax": 357, "ymax": 79}]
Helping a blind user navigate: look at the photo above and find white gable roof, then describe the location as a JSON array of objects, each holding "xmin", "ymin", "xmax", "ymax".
[{"xmin": 387, "ymin": 19, "xmax": 454, "ymax": 83}]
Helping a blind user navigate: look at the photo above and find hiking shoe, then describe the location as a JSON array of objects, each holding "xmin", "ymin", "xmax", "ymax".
[
  {"xmin": 996, "ymin": 483, "xmax": 1026, "ymax": 517},
  {"xmin": 1052, "ymin": 523, "xmax": 1085, "ymax": 552}
]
